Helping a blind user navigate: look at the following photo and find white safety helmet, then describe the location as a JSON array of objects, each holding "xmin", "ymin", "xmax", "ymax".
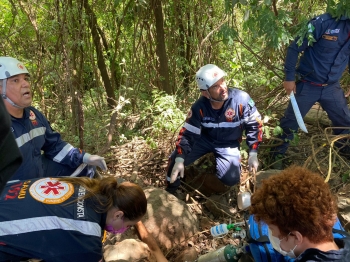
[
  {"xmin": 195, "ymin": 64, "xmax": 226, "ymax": 91},
  {"xmin": 0, "ymin": 57, "xmax": 30, "ymax": 109},
  {"xmin": 0, "ymin": 57, "xmax": 29, "ymax": 80}
]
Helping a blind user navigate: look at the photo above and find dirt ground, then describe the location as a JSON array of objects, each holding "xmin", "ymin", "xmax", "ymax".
[{"xmin": 101, "ymin": 125, "xmax": 350, "ymax": 261}]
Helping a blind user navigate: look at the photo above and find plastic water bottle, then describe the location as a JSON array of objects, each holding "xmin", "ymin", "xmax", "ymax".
[
  {"xmin": 197, "ymin": 244, "xmax": 242, "ymax": 262},
  {"xmin": 210, "ymin": 223, "xmax": 235, "ymax": 237},
  {"xmin": 237, "ymin": 191, "xmax": 251, "ymax": 210}
]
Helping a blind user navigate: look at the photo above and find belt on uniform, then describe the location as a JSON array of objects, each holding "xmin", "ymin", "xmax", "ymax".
[{"xmin": 300, "ymin": 79, "xmax": 328, "ymax": 86}]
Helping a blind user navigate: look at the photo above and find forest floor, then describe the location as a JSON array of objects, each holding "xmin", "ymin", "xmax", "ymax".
[{"xmin": 101, "ymin": 122, "xmax": 350, "ymax": 261}]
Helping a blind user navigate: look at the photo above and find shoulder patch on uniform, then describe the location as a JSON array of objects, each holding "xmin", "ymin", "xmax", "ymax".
[
  {"xmin": 307, "ymin": 23, "xmax": 315, "ymax": 33},
  {"xmin": 248, "ymin": 98, "xmax": 255, "ymax": 107},
  {"xmin": 187, "ymin": 109, "xmax": 192, "ymax": 119},
  {"xmin": 29, "ymin": 178, "xmax": 74, "ymax": 204}
]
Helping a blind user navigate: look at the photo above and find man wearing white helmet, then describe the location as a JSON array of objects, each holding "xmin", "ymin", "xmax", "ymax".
[
  {"xmin": 166, "ymin": 64, "xmax": 263, "ymax": 194},
  {"xmin": 0, "ymin": 56, "xmax": 107, "ymax": 180}
]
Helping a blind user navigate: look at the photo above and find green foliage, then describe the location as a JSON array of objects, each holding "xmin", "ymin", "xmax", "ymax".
[
  {"xmin": 261, "ymin": 110, "xmax": 283, "ymax": 138},
  {"xmin": 289, "ymin": 132, "xmax": 300, "ymax": 146},
  {"xmin": 327, "ymin": 0, "xmax": 350, "ymax": 19},
  {"xmin": 139, "ymin": 90, "xmax": 185, "ymax": 145},
  {"xmin": 273, "ymin": 126, "xmax": 283, "ymax": 136},
  {"xmin": 342, "ymin": 172, "xmax": 350, "ymax": 183},
  {"xmin": 219, "ymin": 24, "xmax": 238, "ymax": 46},
  {"xmin": 4, "ymin": 0, "xmax": 349, "ymax": 158},
  {"xmin": 242, "ymin": 7, "xmax": 293, "ymax": 50}
]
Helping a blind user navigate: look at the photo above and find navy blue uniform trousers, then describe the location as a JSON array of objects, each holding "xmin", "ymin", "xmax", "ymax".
[
  {"xmin": 274, "ymin": 81, "xmax": 350, "ymax": 155},
  {"xmin": 166, "ymin": 136, "xmax": 241, "ymax": 193}
]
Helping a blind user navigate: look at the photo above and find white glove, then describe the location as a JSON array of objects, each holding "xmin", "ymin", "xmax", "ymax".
[
  {"xmin": 83, "ymin": 153, "xmax": 107, "ymax": 170},
  {"xmin": 170, "ymin": 157, "xmax": 185, "ymax": 183},
  {"xmin": 248, "ymin": 152, "xmax": 259, "ymax": 172}
]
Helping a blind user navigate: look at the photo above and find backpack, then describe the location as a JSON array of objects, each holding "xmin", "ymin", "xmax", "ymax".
[{"xmin": 246, "ymin": 214, "xmax": 349, "ymax": 262}]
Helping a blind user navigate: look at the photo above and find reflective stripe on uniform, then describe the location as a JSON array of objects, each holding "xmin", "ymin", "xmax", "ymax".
[
  {"xmin": 202, "ymin": 120, "xmax": 244, "ymax": 128},
  {"xmin": 184, "ymin": 122, "xmax": 201, "ymax": 134},
  {"xmin": 53, "ymin": 144, "xmax": 74, "ymax": 163},
  {"xmin": 70, "ymin": 163, "xmax": 88, "ymax": 177},
  {"xmin": 15, "ymin": 127, "xmax": 46, "ymax": 148},
  {"xmin": 0, "ymin": 216, "xmax": 101, "ymax": 237}
]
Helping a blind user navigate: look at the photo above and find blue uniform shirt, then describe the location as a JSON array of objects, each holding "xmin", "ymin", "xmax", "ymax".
[
  {"xmin": 175, "ymin": 88, "xmax": 262, "ymax": 159},
  {"xmin": 10, "ymin": 106, "xmax": 86, "ymax": 180},
  {"xmin": 285, "ymin": 13, "xmax": 350, "ymax": 84},
  {"xmin": 0, "ymin": 177, "xmax": 105, "ymax": 262}
]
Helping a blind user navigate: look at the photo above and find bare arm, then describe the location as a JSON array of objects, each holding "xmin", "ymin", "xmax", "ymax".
[{"xmin": 134, "ymin": 221, "xmax": 168, "ymax": 262}]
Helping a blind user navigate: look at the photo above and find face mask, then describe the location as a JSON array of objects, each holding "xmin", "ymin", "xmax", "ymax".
[
  {"xmin": 268, "ymin": 228, "xmax": 297, "ymax": 258},
  {"xmin": 105, "ymin": 217, "xmax": 129, "ymax": 234},
  {"xmin": 105, "ymin": 224, "xmax": 129, "ymax": 234}
]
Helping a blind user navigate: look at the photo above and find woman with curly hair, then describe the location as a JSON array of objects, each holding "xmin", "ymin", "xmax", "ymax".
[
  {"xmin": 250, "ymin": 165, "xmax": 350, "ymax": 261},
  {"xmin": 0, "ymin": 176, "xmax": 166, "ymax": 262}
]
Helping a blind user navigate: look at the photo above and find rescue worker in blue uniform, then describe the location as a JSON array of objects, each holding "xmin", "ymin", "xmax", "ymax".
[
  {"xmin": 0, "ymin": 57, "xmax": 107, "ymax": 180},
  {"xmin": 166, "ymin": 64, "xmax": 263, "ymax": 193},
  {"xmin": 0, "ymin": 176, "xmax": 149, "ymax": 262},
  {"xmin": 272, "ymin": 13, "xmax": 350, "ymax": 168}
]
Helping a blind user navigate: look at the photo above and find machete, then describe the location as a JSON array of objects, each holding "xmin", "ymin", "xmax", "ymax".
[{"xmin": 290, "ymin": 92, "xmax": 308, "ymax": 133}]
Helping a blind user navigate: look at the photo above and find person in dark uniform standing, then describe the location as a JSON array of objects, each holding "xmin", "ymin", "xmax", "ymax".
[
  {"xmin": 0, "ymin": 176, "xmax": 167, "ymax": 262},
  {"xmin": 272, "ymin": 12, "xmax": 350, "ymax": 168},
  {"xmin": 166, "ymin": 64, "xmax": 263, "ymax": 193}
]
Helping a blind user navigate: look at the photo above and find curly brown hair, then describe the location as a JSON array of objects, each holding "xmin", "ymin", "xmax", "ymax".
[{"xmin": 250, "ymin": 165, "xmax": 337, "ymax": 243}]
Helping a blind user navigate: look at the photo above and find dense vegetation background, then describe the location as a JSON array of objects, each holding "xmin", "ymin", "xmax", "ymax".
[{"xmin": 1, "ymin": 0, "xmax": 349, "ymax": 170}]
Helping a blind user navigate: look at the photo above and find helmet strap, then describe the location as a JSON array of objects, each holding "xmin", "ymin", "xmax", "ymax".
[{"xmin": 1, "ymin": 79, "xmax": 7, "ymax": 96}]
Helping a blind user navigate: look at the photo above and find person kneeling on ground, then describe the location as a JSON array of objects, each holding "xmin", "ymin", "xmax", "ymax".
[
  {"xmin": 166, "ymin": 64, "xmax": 262, "ymax": 194},
  {"xmin": 250, "ymin": 165, "xmax": 350, "ymax": 261},
  {"xmin": 0, "ymin": 176, "xmax": 167, "ymax": 262}
]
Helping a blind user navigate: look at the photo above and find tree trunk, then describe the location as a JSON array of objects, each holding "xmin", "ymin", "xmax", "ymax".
[
  {"xmin": 82, "ymin": 0, "xmax": 116, "ymax": 108},
  {"xmin": 175, "ymin": 1, "xmax": 191, "ymax": 94},
  {"xmin": 151, "ymin": 0, "xmax": 172, "ymax": 94}
]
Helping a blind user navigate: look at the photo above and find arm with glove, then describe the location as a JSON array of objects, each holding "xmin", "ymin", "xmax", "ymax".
[
  {"xmin": 41, "ymin": 114, "xmax": 107, "ymax": 171},
  {"xmin": 168, "ymin": 105, "xmax": 201, "ymax": 184},
  {"xmin": 170, "ymin": 157, "xmax": 185, "ymax": 183},
  {"xmin": 248, "ymin": 152, "xmax": 259, "ymax": 172},
  {"xmin": 243, "ymin": 96, "xmax": 263, "ymax": 172},
  {"xmin": 83, "ymin": 153, "xmax": 107, "ymax": 170}
]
